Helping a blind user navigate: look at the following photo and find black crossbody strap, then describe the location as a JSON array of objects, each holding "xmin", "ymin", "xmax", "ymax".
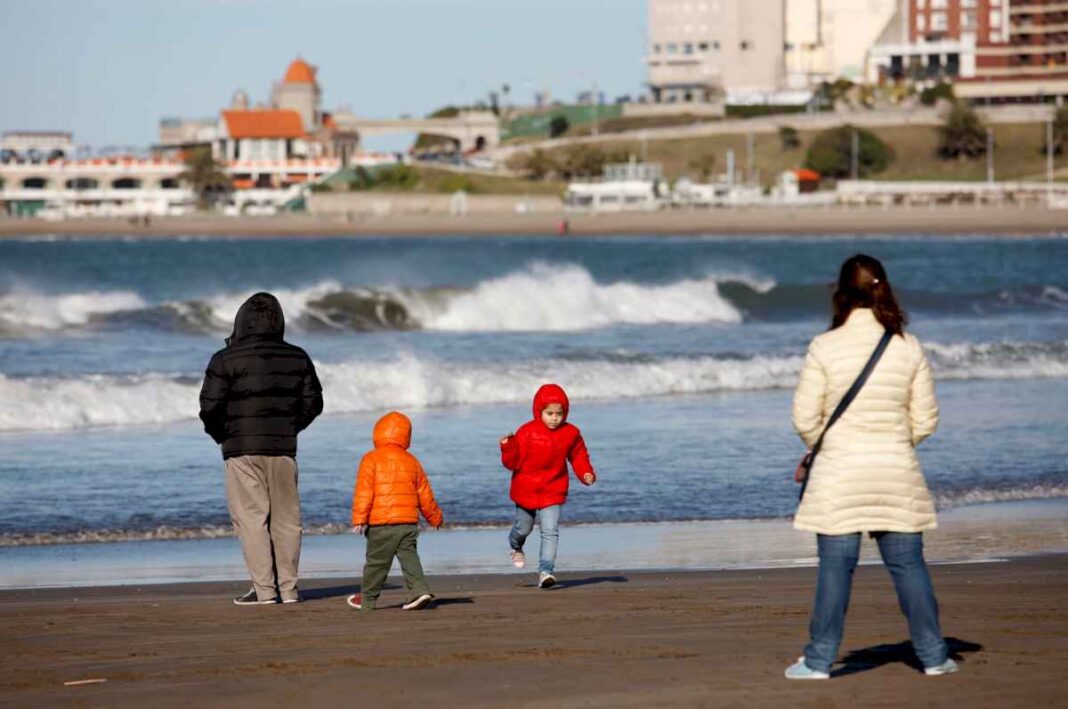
[{"xmin": 799, "ymin": 329, "xmax": 893, "ymax": 500}]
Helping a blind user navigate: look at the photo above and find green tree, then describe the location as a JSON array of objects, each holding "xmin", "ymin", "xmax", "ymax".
[
  {"xmin": 779, "ymin": 126, "xmax": 801, "ymax": 150},
  {"xmin": 938, "ymin": 102, "xmax": 987, "ymax": 160},
  {"xmin": 549, "ymin": 115, "xmax": 570, "ymax": 139},
  {"xmin": 804, "ymin": 125, "xmax": 892, "ymax": 178},
  {"xmin": 179, "ymin": 146, "xmax": 231, "ymax": 209}
]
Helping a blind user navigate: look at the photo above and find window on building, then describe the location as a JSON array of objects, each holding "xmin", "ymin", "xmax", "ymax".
[
  {"xmin": 931, "ymin": 0, "xmax": 947, "ymax": 8},
  {"xmin": 947, "ymin": 53, "xmax": 960, "ymax": 76},
  {"xmin": 667, "ymin": 43, "xmax": 678, "ymax": 54},
  {"xmin": 931, "ymin": 13, "xmax": 947, "ymax": 31},
  {"xmin": 740, "ymin": 40, "xmax": 751, "ymax": 50},
  {"xmin": 917, "ymin": 15, "xmax": 926, "ymax": 32},
  {"xmin": 698, "ymin": 42, "xmax": 709, "ymax": 51},
  {"xmin": 961, "ymin": 0, "xmax": 976, "ymax": 7},
  {"xmin": 963, "ymin": 12, "xmax": 977, "ymax": 29},
  {"xmin": 653, "ymin": 43, "xmax": 661, "ymax": 53},
  {"xmin": 712, "ymin": 40, "xmax": 720, "ymax": 50},
  {"xmin": 917, "ymin": 0, "xmax": 926, "ymax": 7},
  {"xmin": 684, "ymin": 43, "xmax": 694, "ymax": 54},
  {"xmin": 990, "ymin": 10, "xmax": 1001, "ymax": 29}
]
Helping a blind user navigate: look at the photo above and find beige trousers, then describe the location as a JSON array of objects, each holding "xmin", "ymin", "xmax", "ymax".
[{"xmin": 224, "ymin": 455, "xmax": 302, "ymax": 601}]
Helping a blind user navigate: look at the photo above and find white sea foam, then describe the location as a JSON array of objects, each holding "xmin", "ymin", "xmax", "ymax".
[
  {"xmin": 0, "ymin": 288, "xmax": 146, "ymax": 332},
  {"xmin": 417, "ymin": 263, "xmax": 743, "ymax": 331},
  {"xmin": 3, "ymin": 339, "xmax": 1066, "ymax": 432}
]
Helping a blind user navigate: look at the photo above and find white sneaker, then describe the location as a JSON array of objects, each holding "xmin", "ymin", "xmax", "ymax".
[
  {"xmin": 402, "ymin": 593, "xmax": 434, "ymax": 610},
  {"xmin": 924, "ymin": 658, "xmax": 959, "ymax": 676},
  {"xmin": 784, "ymin": 657, "xmax": 830, "ymax": 680},
  {"xmin": 509, "ymin": 550, "xmax": 526, "ymax": 568},
  {"xmin": 538, "ymin": 572, "xmax": 557, "ymax": 589}
]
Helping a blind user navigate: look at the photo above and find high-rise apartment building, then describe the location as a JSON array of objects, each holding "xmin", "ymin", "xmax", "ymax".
[
  {"xmin": 785, "ymin": 0, "xmax": 901, "ymax": 86},
  {"xmin": 869, "ymin": 0, "xmax": 1068, "ymax": 100},
  {"xmin": 646, "ymin": 0, "xmax": 786, "ymax": 103}
]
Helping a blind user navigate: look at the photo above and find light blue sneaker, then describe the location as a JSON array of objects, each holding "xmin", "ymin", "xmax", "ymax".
[
  {"xmin": 785, "ymin": 657, "xmax": 830, "ymax": 680},
  {"xmin": 924, "ymin": 658, "xmax": 959, "ymax": 676}
]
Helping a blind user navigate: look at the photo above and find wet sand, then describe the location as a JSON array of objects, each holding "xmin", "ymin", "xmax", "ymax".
[
  {"xmin": 1, "ymin": 204, "xmax": 1066, "ymax": 238},
  {"xmin": 1, "ymin": 554, "xmax": 1064, "ymax": 707}
]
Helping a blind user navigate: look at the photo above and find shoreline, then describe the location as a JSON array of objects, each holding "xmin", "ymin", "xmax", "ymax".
[
  {"xmin": 4, "ymin": 498, "xmax": 1065, "ymax": 590},
  {"xmin": 1, "ymin": 204, "xmax": 1067, "ymax": 238},
  {"xmin": 2, "ymin": 555, "xmax": 1065, "ymax": 705}
]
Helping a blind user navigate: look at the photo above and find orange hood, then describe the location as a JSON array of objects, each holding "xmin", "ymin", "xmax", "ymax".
[{"xmin": 373, "ymin": 411, "xmax": 411, "ymax": 449}]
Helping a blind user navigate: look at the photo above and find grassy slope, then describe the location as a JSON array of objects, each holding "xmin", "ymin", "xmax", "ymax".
[{"xmin": 537, "ymin": 122, "xmax": 1065, "ymax": 185}]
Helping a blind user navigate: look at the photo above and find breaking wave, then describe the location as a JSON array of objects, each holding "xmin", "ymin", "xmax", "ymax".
[
  {"xmin": 2, "ymin": 339, "xmax": 1066, "ymax": 432},
  {"xmin": 3, "ymin": 264, "xmax": 1066, "ymax": 336}
]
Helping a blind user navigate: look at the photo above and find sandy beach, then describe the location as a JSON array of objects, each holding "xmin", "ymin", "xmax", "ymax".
[
  {"xmin": 0, "ymin": 205, "xmax": 1065, "ymax": 238},
  {"xmin": 1, "ymin": 554, "xmax": 1064, "ymax": 707}
]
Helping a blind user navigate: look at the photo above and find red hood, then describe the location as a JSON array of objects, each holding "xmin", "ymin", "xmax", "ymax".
[{"xmin": 533, "ymin": 383, "xmax": 569, "ymax": 426}]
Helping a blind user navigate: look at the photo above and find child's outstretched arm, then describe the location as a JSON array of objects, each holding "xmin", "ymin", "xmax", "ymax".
[
  {"xmin": 351, "ymin": 453, "xmax": 376, "ymax": 527},
  {"xmin": 500, "ymin": 430, "xmax": 522, "ymax": 471},
  {"xmin": 415, "ymin": 465, "xmax": 444, "ymax": 528},
  {"xmin": 568, "ymin": 433, "xmax": 596, "ymax": 485}
]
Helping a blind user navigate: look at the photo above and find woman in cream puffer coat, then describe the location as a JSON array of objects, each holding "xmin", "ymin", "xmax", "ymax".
[{"xmin": 784, "ymin": 254, "xmax": 956, "ymax": 681}]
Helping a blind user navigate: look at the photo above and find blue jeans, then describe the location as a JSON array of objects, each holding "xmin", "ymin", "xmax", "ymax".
[
  {"xmin": 804, "ymin": 532, "xmax": 948, "ymax": 674},
  {"xmin": 508, "ymin": 504, "xmax": 561, "ymax": 574}
]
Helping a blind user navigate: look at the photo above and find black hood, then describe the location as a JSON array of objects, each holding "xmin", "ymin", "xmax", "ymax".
[{"xmin": 226, "ymin": 292, "xmax": 285, "ymax": 346}]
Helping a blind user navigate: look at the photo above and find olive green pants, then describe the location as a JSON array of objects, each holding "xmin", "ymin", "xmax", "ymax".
[{"xmin": 360, "ymin": 524, "xmax": 430, "ymax": 609}]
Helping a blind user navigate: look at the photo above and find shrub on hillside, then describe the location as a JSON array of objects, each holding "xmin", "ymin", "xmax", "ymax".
[
  {"xmin": 804, "ymin": 125, "xmax": 892, "ymax": 178},
  {"xmin": 938, "ymin": 102, "xmax": 987, "ymax": 159},
  {"xmin": 779, "ymin": 126, "xmax": 801, "ymax": 150},
  {"xmin": 1042, "ymin": 105, "xmax": 1068, "ymax": 156},
  {"xmin": 438, "ymin": 173, "xmax": 476, "ymax": 193},
  {"xmin": 374, "ymin": 164, "xmax": 421, "ymax": 190},
  {"xmin": 507, "ymin": 149, "xmax": 558, "ymax": 180},
  {"xmin": 549, "ymin": 115, "xmax": 570, "ymax": 139},
  {"xmin": 920, "ymin": 82, "xmax": 955, "ymax": 106}
]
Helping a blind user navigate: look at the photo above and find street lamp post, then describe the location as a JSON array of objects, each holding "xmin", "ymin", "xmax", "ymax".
[
  {"xmin": 1048, "ymin": 115, "xmax": 1055, "ymax": 206},
  {"xmin": 851, "ymin": 128, "xmax": 859, "ymax": 180},
  {"xmin": 986, "ymin": 126, "xmax": 994, "ymax": 185}
]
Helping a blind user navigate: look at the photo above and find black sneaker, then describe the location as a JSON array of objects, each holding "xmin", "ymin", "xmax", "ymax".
[{"xmin": 233, "ymin": 588, "xmax": 277, "ymax": 605}]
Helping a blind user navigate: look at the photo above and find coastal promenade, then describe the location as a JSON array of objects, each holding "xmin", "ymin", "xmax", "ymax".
[
  {"xmin": 1, "ymin": 556, "xmax": 1064, "ymax": 706},
  {"xmin": 1, "ymin": 204, "xmax": 1066, "ymax": 238}
]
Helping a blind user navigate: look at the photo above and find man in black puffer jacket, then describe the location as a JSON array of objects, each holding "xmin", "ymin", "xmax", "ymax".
[{"xmin": 199, "ymin": 292, "xmax": 323, "ymax": 605}]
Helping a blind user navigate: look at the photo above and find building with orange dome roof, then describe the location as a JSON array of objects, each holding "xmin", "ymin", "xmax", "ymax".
[{"xmin": 272, "ymin": 58, "xmax": 322, "ymax": 132}]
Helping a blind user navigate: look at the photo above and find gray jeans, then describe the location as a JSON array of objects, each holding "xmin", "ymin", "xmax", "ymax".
[{"xmin": 225, "ymin": 455, "xmax": 301, "ymax": 601}]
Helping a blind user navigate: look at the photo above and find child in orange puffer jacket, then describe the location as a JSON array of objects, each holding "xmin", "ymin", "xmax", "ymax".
[
  {"xmin": 347, "ymin": 411, "xmax": 443, "ymax": 611},
  {"xmin": 500, "ymin": 384, "xmax": 596, "ymax": 588}
]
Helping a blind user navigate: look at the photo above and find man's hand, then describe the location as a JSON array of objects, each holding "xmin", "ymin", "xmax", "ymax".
[
  {"xmin": 582, "ymin": 473, "xmax": 595, "ymax": 485},
  {"xmin": 499, "ymin": 433, "xmax": 514, "ymax": 446},
  {"xmin": 352, "ymin": 525, "xmax": 365, "ymax": 535}
]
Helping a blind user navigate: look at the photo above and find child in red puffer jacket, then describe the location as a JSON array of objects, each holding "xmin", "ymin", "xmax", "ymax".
[{"xmin": 499, "ymin": 383, "xmax": 596, "ymax": 588}]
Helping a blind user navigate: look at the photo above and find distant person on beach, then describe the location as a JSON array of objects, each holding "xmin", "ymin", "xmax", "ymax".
[
  {"xmin": 198, "ymin": 292, "xmax": 323, "ymax": 606},
  {"xmin": 500, "ymin": 384, "xmax": 596, "ymax": 588},
  {"xmin": 785, "ymin": 255, "xmax": 957, "ymax": 679},
  {"xmin": 347, "ymin": 411, "xmax": 443, "ymax": 611}
]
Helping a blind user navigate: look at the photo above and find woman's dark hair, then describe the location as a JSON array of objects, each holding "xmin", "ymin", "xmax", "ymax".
[{"xmin": 831, "ymin": 254, "xmax": 907, "ymax": 335}]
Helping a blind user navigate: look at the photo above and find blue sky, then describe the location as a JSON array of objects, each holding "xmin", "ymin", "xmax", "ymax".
[{"xmin": 1, "ymin": 0, "xmax": 648, "ymax": 150}]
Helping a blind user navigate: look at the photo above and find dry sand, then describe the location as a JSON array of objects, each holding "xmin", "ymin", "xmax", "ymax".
[
  {"xmin": 0, "ymin": 205, "xmax": 1065, "ymax": 238},
  {"xmin": 1, "ymin": 554, "xmax": 1064, "ymax": 707}
]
